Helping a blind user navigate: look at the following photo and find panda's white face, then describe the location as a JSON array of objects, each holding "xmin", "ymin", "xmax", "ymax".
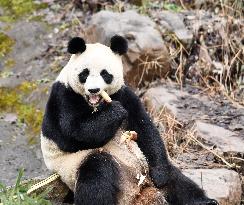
[{"xmin": 57, "ymin": 43, "xmax": 124, "ymax": 107}]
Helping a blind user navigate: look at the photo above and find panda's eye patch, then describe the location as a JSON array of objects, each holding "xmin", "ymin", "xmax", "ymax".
[
  {"xmin": 79, "ymin": 68, "xmax": 89, "ymax": 83},
  {"xmin": 100, "ymin": 69, "xmax": 113, "ymax": 84}
]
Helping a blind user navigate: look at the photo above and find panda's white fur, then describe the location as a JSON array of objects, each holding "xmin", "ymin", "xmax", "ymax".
[
  {"xmin": 41, "ymin": 42, "xmax": 150, "ymax": 204},
  {"xmin": 41, "ymin": 129, "xmax": 149, "ymax": 204},
  {"xmin": 56, "ymin": 43, "xmax": 124, "ymax": 96},
  {"xmin": 41, "ymin": 133, "xmax": 94, "ymax": 190}
]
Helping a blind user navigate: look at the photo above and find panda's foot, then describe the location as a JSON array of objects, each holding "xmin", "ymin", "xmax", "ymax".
[
  {"xmin": 74, "ymin": 151, "xmax": 120, "ymax": 205},
  {"xmin": 167, "ymin": 197, "xmax": 219, "ymax": 205},
  {"xmin": 165, "ymin": 165, "xmax": 219, "ymax": 205},
  {"xmin": 192, "ymin": 199, "xmax": 219, "ymax": 205}
]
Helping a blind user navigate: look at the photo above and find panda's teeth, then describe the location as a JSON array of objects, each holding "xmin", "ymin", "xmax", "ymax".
[{"xmin": 89, "ymin": 95, "xmax": 100, "ymax": 105}]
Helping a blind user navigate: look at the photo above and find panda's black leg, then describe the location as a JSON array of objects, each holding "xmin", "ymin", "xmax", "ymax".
[
  {"xmin": 166, "ymin": 166, "xmax": 219, "ymax": 205},
  {"xmin": 63, "ymin": 189, "xmax": 74, "ymax": 204},
  {"xmin": 74, "ymin": 151, "xmax": 120, "ymax": 205}
]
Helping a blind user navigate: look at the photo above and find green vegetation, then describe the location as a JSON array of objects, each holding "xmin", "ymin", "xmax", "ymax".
[
  {"xmin": 163, "ymin": 2, "xmax": 182, "ymax": 12},
  {"xmin": 0, "ymin": 33, "xmax": 15, "ymax": 58},
  {"xmin": 0, "ymin": 33, "xmax": 15, "ymax": 70},
  {"xmin": 0, "ymin": 71, "xmax": 14, "ymax": 78},
  {"xmin": 0, "ymin": 169, "xmax": 51, "ymax": 205},
  {"xmin": 0, "ymin": 0, "xmax": 47, "ymax": 22},
  {"xmin": 0, "ymin": 81, "xmax": 44, "ymax": 143}
]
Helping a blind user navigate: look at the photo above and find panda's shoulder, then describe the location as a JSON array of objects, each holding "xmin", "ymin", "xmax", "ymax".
[
  {"xmin": 112, "ymin": 86, "xmax": 139, "ymax": 104},
  {"xmin": 51, "ymin": 81, "xmax": 68, "ymax": 92},
  {"xmin": 50, "ymin": 81, "xmax": 76, "ymax": 98}
]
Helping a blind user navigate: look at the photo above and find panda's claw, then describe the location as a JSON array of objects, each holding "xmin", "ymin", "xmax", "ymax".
[
  {"xmin": 195, "ymin": 199, "xmax": 219, "ymax": 205},
  {"xmin": 207, "ymin": 199, "xmax": 219, "ymax": 205}
]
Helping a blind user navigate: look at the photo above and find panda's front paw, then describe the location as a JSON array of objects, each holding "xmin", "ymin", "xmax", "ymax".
[{"xmin": 149, "ymin": 166, "xmax": 170, "ymax": 188}]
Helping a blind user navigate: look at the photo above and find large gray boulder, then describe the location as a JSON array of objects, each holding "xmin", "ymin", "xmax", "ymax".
[
  {"xmin": 195, "ymin": 121, "xmax": 244, "ymax": 154},
  {"xmin": 184, "ymin": 169, "xmax": 242, "ymax": 205},
  {"xmin": 86, "ymin": 10, "xmax": 170, "ymax": 87},
  {"xmin": 151, "ymin": 10, "xmax": 193, "ymax": 44}
]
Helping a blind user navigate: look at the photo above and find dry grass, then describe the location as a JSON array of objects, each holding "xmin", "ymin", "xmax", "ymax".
[
  {"xmin": 137, "ymin": 54, "xmax": 170, "ymax": 86},
  {"xmin": 165, "ymin": 19, "xmax": 243, "ymax": 106},
  {"xmin": 147, "ymin": 105, "xmax": 189, "ymax": 157},
  {"xmin": 146, "ymin": 104, "xmax": 240, "ymax": 169}
]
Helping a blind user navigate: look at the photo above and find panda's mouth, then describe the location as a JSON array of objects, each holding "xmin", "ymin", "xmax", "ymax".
[{"xmin": 87, "ymin": 95, "xmax": 103, "ymax": 107}]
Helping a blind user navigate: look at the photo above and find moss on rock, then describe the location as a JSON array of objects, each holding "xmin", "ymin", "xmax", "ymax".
[
  {"xmin": 0, "ymin": 0, "xmax": 47, "ymax": 22},
  {"xmin": 0, "ymin": 32, "xmax": 15, "ymax": 58},
  {"xmin": 0, "ymin": 81, "xmax": 44, "ymax": 143},
  {"xmin": 4, "ymin": 58, "xmax": 16, "ymax": 69}
]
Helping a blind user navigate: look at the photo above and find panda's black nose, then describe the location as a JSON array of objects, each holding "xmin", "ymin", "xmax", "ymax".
[{"xmin": 88, "ymin": 88, "xmax": 100, "ymax": 94}]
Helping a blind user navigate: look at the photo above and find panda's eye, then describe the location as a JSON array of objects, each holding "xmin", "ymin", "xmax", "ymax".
[
  {"xmin": 79, "ymin": 68, "xmax": 89, "ymax": 83},
  {"xmin": 100, "ymin": 69, "xmax": 113, "ymax": 84}
]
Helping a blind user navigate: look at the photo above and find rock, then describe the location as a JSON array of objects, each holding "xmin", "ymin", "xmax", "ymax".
[
  {"xmin": 86, "ymin": 10, "xmax": 170, "ymax": 87},
  {"xmin": 7, "ymin": 21, "xmax": 48, "ymax": 64},
  {"xmin": 24, "ymin": 83, "xmax": 50, "ymax": 110},
  {"xmin": 3, "ymin": 21, "xmax": 50, "ymax": 84},
  {"xmin": 3, "ymin": 113, "xmax": 17, "ymax": 124},
  {"xmin": 0, "ymin": 75, "xmax": 23, "ymax": 88},
  {"xmin": 143, "ymin": 83, "xmax": 244, "ymax": 168},
  {"xmin": 144, "ymin": 84, "xmax": 244, "ymax": 138},
  {"xmin": 0, "ymin": 120, "xmax": 49, "ymax": 186},
  {"xmin": 183, "ymin": 10, "xmax": 227, "ymax": 35},
  {"xmin": 151, "ymin": 11, "xmax": 193, "ymax": 44},
  {"xmin": 184, "ymin": 169, "xmax": 242, "ymax": 205},
  {"xmin": 143, "ymin": 84, "xmax": 188, "ymax": 118},
  {"xmin": 195, "ymin": 121, "xmax": 244, "ymax": 154},
  {"xmin": 229, "ymin": 123, "xmax": 244, "ymax": 131}
]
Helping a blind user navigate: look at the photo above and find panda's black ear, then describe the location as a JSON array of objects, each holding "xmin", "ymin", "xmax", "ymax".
[
  {"xmin": 110, "ymin": 35, "xmax": 128, "ymax": 55},
  {"xmin": 68, "ymin": 37, "xmax": 86, "ymax": 54}
]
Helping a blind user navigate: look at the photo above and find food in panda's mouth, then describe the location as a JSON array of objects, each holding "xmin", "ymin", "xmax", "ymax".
[
  {"xmin": 86, "ymin": 94, "xmax": 102, "ymax": 107},
  {"xmin": 87, "ymin": 91, "xmax": 111, "ymax": 107},
  {"xmin": 89, "ymin": 95, "xmax": 101, "ymax": 104},
  {"xmin": 100, "ymin": 90, "xmax": 112, "ymax": 103}
]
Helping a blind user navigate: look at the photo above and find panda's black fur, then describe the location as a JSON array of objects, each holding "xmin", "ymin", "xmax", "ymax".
[
  {"xmin": 42, "ymin": 82, "xmax": 128, "ymax": 152},
  {"xmin": 68, "ymin": 37, "xmax": 86, "ymax": 54},
  {"xmin": 75, "ymin": 152, "xmax": 120, "ymax": 205},
  {"xmin": 41, "ymin": 35, "xmax": 219, "ymax": 205},
  {"xmin": 110, "ymin": 35, "xmax": 128, "ymax": 55}
]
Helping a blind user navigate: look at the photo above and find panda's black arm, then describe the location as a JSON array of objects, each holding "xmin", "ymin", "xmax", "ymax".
[
  {"xmin": 113, "ymin": 86, "xmax": 220, "ymax": 205},
  {"xmin": 114, "ymin": 86, "xmax": 171, "ymax": 187},
  {"xmin": 59, "ymin": 101, "xmax": 127, "ymax": 146},
  {"xmin": 42, "ymin": 82, "xmax": 127, "ymax": 151}
]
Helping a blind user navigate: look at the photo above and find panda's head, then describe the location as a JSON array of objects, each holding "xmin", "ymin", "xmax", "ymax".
[{"xmin": 57, "ymin": 35, "xmax": 128, "ymax": 107}]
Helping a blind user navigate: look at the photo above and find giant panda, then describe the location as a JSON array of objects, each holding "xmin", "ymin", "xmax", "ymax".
[{"xmin": 41, "ymin": 35, "xmax": 219, "ymax": 205}]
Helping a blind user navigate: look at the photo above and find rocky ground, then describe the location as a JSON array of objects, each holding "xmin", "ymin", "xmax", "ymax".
[
  {"xmin": 144, "ymin": 81, "xmax": 244, "ymax": 204},
  {"xmin": 0, "ymin": 0, "xmax": 243, "ymax": 204}
]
